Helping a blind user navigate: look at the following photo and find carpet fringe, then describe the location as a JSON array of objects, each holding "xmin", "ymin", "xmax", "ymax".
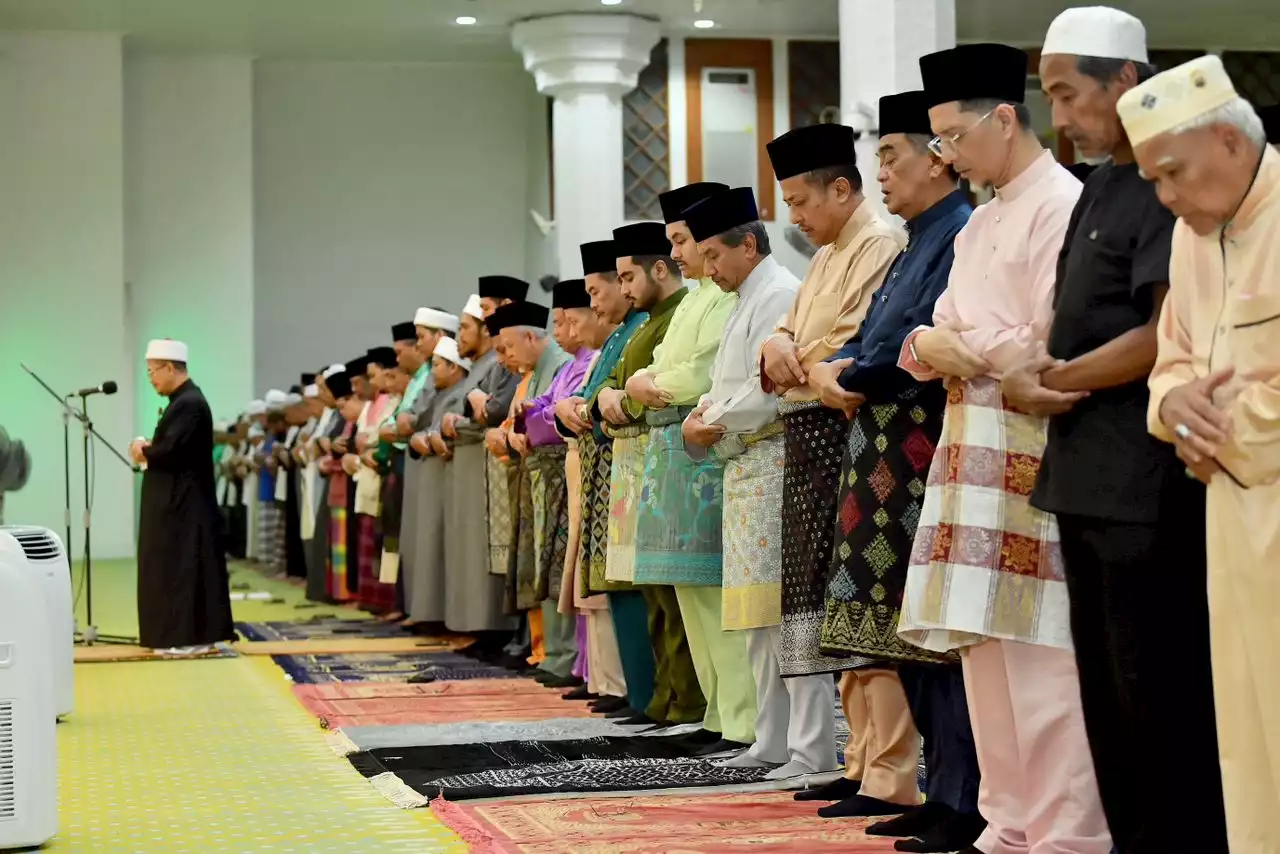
[
  {"xmin": 368, "ymin": 772, "xmax": 429, "ymax": 809},
  {"xmin": 324, "ymin": 730, "xmax": 358, "ymax": 757}
]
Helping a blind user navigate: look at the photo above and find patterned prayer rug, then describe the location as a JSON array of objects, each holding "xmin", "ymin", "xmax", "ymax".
[
  {"xmin": 293, "ymin": 684, "xmax": 597, "ymax": 729},
  {"xmin": 273, "ymin": 652, "xmax": 517, "ymax": 684},
  {"xmin": 431, "ymin": 792, "xmax": 898, "ymax": 853},
  {"xmin": 332, "ymin": 718, "xmax": 683, "ymax": 754},
  {"xmin": 236, "ymin": 618, "xmax": 409, "ymax": 642},
  {"xmin": 349, "ymin": 732, "xmax": 773, "ymax": 804}
]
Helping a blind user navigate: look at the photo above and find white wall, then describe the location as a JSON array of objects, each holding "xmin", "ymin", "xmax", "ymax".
[
  {"xmin": 0, "ymin": 31, "xmax": 135, "ymax": 558},
  {"xmin": 252, "ymin": 60, "xmax": 544, "ymax": 391},
  {"xmin": 125, "ymin": 55, "xmax": 255, "ymax": 431}
]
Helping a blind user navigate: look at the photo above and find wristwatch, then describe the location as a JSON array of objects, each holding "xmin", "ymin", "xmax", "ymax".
[{"xmin": 908, "ymin": 336, "xmax": 921, "ymax": 365}]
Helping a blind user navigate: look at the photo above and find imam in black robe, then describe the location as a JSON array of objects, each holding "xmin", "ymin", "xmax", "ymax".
[{"xmin": 137, "ymin": 380, "xmax": 236, "ymax": 649}]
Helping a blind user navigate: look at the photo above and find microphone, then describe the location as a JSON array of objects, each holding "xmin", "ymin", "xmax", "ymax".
[{"xmin": 76, "ymin": 381, "xmax": 119, "ymax": 397}]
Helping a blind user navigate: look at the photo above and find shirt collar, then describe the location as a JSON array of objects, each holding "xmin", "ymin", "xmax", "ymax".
[
  {"xmin": 1225, "ymin": 143, "xmax": 1279, "ymax": 236},
  {"xmin": 994, "ymin": 150, "xmax": 1057, "ymax": 203},
  {"xmin": 738, "ymin": 255, "xmax": 780, "ymax": 304},
  {"xmin": 833, "ymin": 201, "xmax": 875, "ymax": 251},
  {"xmin": 648, "ymin": 287, "xmax": 687, "ymax": 319},
  {"xmin": 907, "ymin": 190, "xmax": 969, "ymax": 236}
]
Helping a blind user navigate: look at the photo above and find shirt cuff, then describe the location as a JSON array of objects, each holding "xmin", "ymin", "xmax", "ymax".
[
  {"xmin": 1146, "ymin": 371, "xmax": 1188, "ymax": 444},
  {"xmin": 898, "ymin": 326, "xmax": 940, "ymax": 382}
]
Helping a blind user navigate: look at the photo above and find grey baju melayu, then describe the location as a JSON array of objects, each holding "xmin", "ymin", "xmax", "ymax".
[{"xmin": 406, "ymin": 383, "xmax": 464, "ymax": 624}]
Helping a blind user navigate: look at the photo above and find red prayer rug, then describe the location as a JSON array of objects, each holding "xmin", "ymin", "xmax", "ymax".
[
  {"xmin": 431, "ymin": 792, "xmax": 899, "ymax": 853},
  {"xmin": 292, "ymin": 681, "xmax": 596, "ymax": 729}
]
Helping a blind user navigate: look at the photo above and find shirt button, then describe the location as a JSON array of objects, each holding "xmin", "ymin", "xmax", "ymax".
[
  {"xmin": 1219, "ymin": 325, "xmax": 1227, "ymax": 334},
  {"xmin": 996, "ymin": 216, "xmax": 1002, "ymax": 223}
]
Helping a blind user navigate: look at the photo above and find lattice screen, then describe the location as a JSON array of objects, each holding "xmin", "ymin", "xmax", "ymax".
[
  {"xmin": 1222, "ymin": 51, "xmax": 1280, "ymax": 109},
  {"xmin": 789, "ymin": 40, "xmax": 841, "ymax": 129},
  {"xmin": 623, "ymin": 40, "xmax": 671, "ymax": 221}
]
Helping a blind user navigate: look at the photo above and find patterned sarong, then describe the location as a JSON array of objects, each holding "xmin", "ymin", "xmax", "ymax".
[
  {"xmin": 356, "ymin": 513, "xmax": 394, "ymax": 612},
  {"xmin": 777, "ymin": 402, "xmax": 854, "ymax": 677},
  {"xmin": 487, "ymin": 453, "xmax": 520, "ymax": 578},
  {"xmin": 634, "ymin": 417, "xmax": 724, "ymax": 586},
  {"xmin": 512, "ymin": 461, "xmax": 537, "ymax": 612},
  {"xmin": 604, "ymin": 427, "xmax": 650, "ymax": 585},
  {"xmin": 527, "ymin": 445, "xmax": 569, "ymax": 602},
  {"xmin": 258, "ymin": 500, "xmax": 283, "ymax": 572},
  {"xmin": 899, "ymin": 377, "xmax": 1069, "ymax": 653},
  {"xmin": 328, "ymin": 506, "xmax": 350, "ymax": 601},
  {"xmin": 819, "ymin": 384, "xmax": 952, "ymax": 667},
  {"xmin": 721, "ymin": 429, "xmax": 786, "ymax": 631},
  {"xmin": 580, "ymin": 439, "xmax": 619, "ymax": 597}
]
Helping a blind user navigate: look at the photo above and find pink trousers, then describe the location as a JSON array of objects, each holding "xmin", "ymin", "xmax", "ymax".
[{"xmin": 962, "ymin": 639, "xmax": 1112, "ymax": 854}]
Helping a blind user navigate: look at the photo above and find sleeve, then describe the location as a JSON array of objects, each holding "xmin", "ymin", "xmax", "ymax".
[
  {"xmin": 772, "ymin": 250, "xmax": 824, "ymax": 340},
  {"xmin": 592, "ymin": 331, "xmax": 651, "ymax": 424},
  {"xmin": 650, "ymin": 294, "xmax": 739, "ymax": 405},
  {"xmin": 710, "ymin": 289, "xmax": 795, "ymax": 434},
  {"xmin": 955, "ymin": 194, "xmax": 1076, "ymax": 376},
  {"xmin": 794, "ymin": 233, "xmax": 902, "ymax": 366},
  {"xmin": 1214, "ymin": 373, "xmax": 1280, "ymax": 488},
  {"xmin": 843, "ymin": 240, "xmax": 958, "ymax": 396},
  {"xmin": 898, "ymin": 281, "xmax": 961, "ymax": 382},
  {"xmin": 1146, "ymin": 224, "xmax": 1200, "ymax": 444},
  {"xmin": 1131, "ymin": 195, "xmax": 1175, "ymax": 300},
  {"xmin": 484, "ymin": 369, "xmax": 520, "ymax": 425},
  {"xmin": 142, "ymin": 400, "xmax": 203, "ymax": 471}
]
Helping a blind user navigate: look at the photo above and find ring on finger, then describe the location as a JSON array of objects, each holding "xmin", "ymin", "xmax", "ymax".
[{"xmin": 1174, "ymin": 423, "xmax": 1194, "ymax": 441}]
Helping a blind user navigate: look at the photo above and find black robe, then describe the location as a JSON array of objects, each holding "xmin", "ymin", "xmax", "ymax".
[{"xmin": 137, "ymin": 380, "xmax": 236, "ymax": 649}]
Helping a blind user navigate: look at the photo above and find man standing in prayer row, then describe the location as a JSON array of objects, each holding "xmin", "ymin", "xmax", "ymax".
[
  {"xmin": 352, "ymin": 345, "xmax": 401, "ymax": 612},
  {"xmin": 898, "ymin": 43, "xmax": 1111, "ymax": 853},
  {"xmin": 439, "ymin": 289, "xmax": 520, "ymax": 652},
  {"xmin": 520, "ymin": 282, "xmax": 598, "ymax": 689},
  {"xmin": 1118, "ymin": 55, "xmax": 1280, "ymax": 852},
  {"xmin": 130, "ymin": 339, "xmax": 235, "ymax": 655},
  {"xmin": 630, "ymin": 182, "xmax": 755, "ymax": 756},
  {"xmin": 554, "ymin": 239, "xmax": 640, "ymax": 716},
  {"xmin": 1003, "ymin": 11, "xmax": 1230, "ymax": 854},
  {"xmin": 678, "ymin": 185, "xmax": 800, "ymax": 767},
  {"xmin": 628, "ymin": 183, "xmax": 742, "ymax": 747},
  {"xmin": 494, "ymin": 301, "xmax": 575, "ymax": 681},
  {"xmin": 802, "ymin": 91, "xmax": 981, "ymax": 848},
  {"xmin": 301, "ymin": 365, "xmax": 347, "ymax": 602},
  {"xmin": 405, "ymin": 333, "xmax": 472, "ymax": 632},
  {"xmin": 752, "ymin": 121, "xmax": 901, "ymax": 782},
  {"xmin": 594, "ymin": 221, "xmax": 703, "ymax": 729},
  {"xmin": 327, "ymin": 357, "xmax": 370, "ymax": 602},
  {"xmin": 399, "ymin": 308, "xmax": 459, "ymax": 631}
]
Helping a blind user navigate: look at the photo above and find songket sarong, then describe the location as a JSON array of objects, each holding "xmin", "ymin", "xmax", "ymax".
[
  {"xmin": 399, "ymin": 457, "xmax": 424, "ymax": 616},
  {"xmin": 558, "ymin": 445, "xmax": 592, "ymax": 614},
  {"xmin": 444, "ymin": 443, "xmax": 511, "ymax": 633},
  {"xmin": 899, "ymin": 377, "xmax": 1069, "ymax": 653},
  {"xmin": 259, "ymin": 500, "xmax": 283, "ymax": 572},
  {"xmin": 304, "ymin": 475, "xmax": 332, "ymax": 602},
  {"xmin": 819, "ymin": 383, "xmax": 953, "ymax": 667},
  {"xmin": 356, "ymin": 512, "xmax": 393, "ymax": 612},
  {"xmin": 407, "ymin": 456, "xmax": 447, "ymax": 623},
  {"xmin": 580, "ymin": 438, "xmax": 619, "ymax": 597},
  {"xmin": 327, "ymin": 472, "xmax": 352, "ymax": 601},
  {"xmin": 605, "ymin": 426, "xmax": 650, "ymax": 585},
  {"xmin": 721, "ymin": 425, "xmax": 786, "ymax": 631},
  {"xmin": 777, "ymin": 401, "xmax": 854, "ymax": 677},
  {"xmin": 487, "ymin": 453, "xmax": 520, "ymax": 578},
  {"xmin": 528, "ymin": 445, "xmax": 569, "ymax": 603},
  {"xmin": 512, "ymin": 460, "xmax": 537, "ymax": 613},
  {"xmin": 634, "ymin": 414, "xmax": 723, "ymax": 587}
]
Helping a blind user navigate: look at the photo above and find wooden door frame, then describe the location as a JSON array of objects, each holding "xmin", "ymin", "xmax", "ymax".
[{"xmin": 684, "ymin": 38, "xmax": 776, "ymax": 220}]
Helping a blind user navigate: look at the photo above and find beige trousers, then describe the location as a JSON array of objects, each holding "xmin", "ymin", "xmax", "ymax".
[{"xmin": 839, "ymin": 669, "xmax": 922, "ymax": 805}]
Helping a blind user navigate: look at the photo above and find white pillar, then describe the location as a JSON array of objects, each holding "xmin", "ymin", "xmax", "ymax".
[
  {"xmin": 125, "ymin": 56, "xmax": 255, "ymax": 435},
  {"xmin": 0, "ymin": 31, "xmax": 135, "ymax": 557},
  {"xmin": 839, "ymin": 0, "xmax": 956, "ymax": 218},
  {"xmin": 512, "ymin": 14, "xmax": 661, "ymax": 278}
]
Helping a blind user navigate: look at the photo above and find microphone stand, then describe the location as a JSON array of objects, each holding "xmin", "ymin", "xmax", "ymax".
[{"xmin": 20, "ymin": 363, "xmax": 139, "ymax": 646}]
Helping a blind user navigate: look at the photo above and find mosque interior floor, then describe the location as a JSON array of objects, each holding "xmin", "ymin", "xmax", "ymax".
[{"xmin": 52, "ymin": 560, "xmax": 466, "ymax": 853}]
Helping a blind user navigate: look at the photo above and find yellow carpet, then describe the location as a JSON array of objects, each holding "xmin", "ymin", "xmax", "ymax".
[{"xmin": 53, "ymin": 562, "xmax": 466, "ymax": 853}]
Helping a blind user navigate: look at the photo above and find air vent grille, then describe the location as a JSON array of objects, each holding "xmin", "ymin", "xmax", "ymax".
[
  {"xmin": 11, "ymin": 530, "xmax": 59, "ymax": 563},
  {"xmin": 0, "ymin": 700, "xmax": 15, "ymax": 819}
]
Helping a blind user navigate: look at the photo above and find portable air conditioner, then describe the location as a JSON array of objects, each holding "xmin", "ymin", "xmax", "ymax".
[
  {"xmin": 0, "ymin": 526, "xmax": 73, "ymax": 718},
  {"xmin": 0, "ymin": 530, "xmax": 58, "ymax": 850}
]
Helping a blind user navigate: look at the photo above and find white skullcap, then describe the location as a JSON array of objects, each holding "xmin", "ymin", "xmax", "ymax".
[
  {"xmin": 322, "ymin": 363, "xmax": 346, "ymax": 379},
  {"xmin": 462, "ymin": 294, "xmax": 484, "ymax": 321},
  {"xmin": 246, "ymin": 399, "xmax": 267, "ymax": 416},
  {"xmin": 415, "ymin": 307, "xmax": 461, "ymax": 333},
  {"xmin": 264, "ymin": 389, "xmax": 288, "ymax": 410},
  {"xmin": 1042, "ymin": 6, "xmax": 1148, "ymax": 63},
  {"xmin": 249, "ymin": 423, "xmax": 265, "ymax": 438},
  {"xmin": 145, "ymin": 339, "xmax": 189, "ymax": 362},
  {"xmin": 432, "ymin": 336, "xmax": 473, "ymax": 371},
  {"xmin": 304, "ymin": 384, "xmax": 319, "ymax": 398},
  {"xmin": 215, "ymin": 420, "xmax": 231, "ymax": 432},
  {"xmin": 286, "ymin": 392, "xmax": 304, "ymax": 407},
  {"xmin": 1118, "ymin": 55, "xmax": 1238, "ymax": 147}
]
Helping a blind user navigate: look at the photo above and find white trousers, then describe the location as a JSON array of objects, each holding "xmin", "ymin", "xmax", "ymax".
[{"xmin": 745, "ymin": 625, "xmax": 838, "ymax": 772}]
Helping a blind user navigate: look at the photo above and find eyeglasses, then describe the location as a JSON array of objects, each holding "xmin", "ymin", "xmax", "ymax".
[{"xmin": 927, "ymin": 109, "xmax": 996, "ymax": 157}]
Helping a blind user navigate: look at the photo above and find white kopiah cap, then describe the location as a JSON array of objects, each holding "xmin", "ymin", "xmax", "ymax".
[
  {"xmin": 145, "ymin": 339, "xmax": 189, "ymax": 362},
  {"xmin": 415, "ymin": 307, "xmax": 461, "ymax": 333},
  {"xmin": 432, "ymin": 336, "xmax": 473, "ymax": 371},
  {"xmin": 1117, "ymin": 54, "xmax": 1238, "ymax": 146},
  {"xmin": 304, "ymin": 384, "xmax": 319, "ymax": 398},
  {"xmin": 1042, "ymin": 6, "xmax": 1148, "ymax": 63},
  {"xmin": 246, "ymin": 399, "xmax": 267, "ymax": 416},
  {"xmin": 286, "ymin": 392, "xmax": 303, "ymax": 407},
  {"xmin": 322, "ymin": 363, "xmax": 346, "ymax": 379},
  {"xmin": 462, "ymin": 294, "xmax": 484, "ymax": 321},
  {"xmin": 264, "ymin": 389, "xmax": 288, "ymax": 410}
]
